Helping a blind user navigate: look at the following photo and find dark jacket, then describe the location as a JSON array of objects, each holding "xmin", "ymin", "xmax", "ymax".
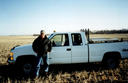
[{"xmin": 32, "ymin": 35, "xmax": 52, "ymax": 55}]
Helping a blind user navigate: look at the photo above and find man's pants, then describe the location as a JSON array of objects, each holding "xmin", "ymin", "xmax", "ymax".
[{"xmin": 34, "ymin": 54, "xmax": 48, "ymax": 77}]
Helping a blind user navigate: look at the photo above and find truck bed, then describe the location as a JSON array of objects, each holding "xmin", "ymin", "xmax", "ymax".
[
  {"xmin": 89, "ymin": 41, "xmax": 128, "ymax": 62},
  {"xmin": 89, "ymin": 38, "xmax": 128, "ymax": 44}
]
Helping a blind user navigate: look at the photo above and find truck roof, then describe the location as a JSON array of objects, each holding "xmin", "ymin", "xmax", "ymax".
[{"xmin": 52, "ymin": 32, "xmax": 85, "ymax": 34}]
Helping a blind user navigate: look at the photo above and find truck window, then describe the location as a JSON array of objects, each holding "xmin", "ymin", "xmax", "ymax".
[
  {"xmin": 71, "ymin": 33, "xmax": 82, "ymax": 46},
  {"xmin": 51, "ymin": 34, "xmax": 69, "ymax": 47}
]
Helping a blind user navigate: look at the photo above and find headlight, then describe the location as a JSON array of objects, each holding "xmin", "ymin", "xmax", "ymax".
[
  {"xmin": 9, "ymin": 52, "xmax": 14, "ymax": 60},
  {"xmin": 10, "ymin": 52, "xmax": 13, "ymax": 57},
  {"xmin": 10, "ymin": 57, "xmax": 14, "ymax": 60}
]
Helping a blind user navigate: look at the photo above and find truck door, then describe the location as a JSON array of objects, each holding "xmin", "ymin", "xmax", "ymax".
[
  {"xmin": 71, "ymin": 33, "xmax": 88, "ymax": 63},
  {"xmin": 50, "ymin": 34, "xmax": 71, "ymax": 64}
]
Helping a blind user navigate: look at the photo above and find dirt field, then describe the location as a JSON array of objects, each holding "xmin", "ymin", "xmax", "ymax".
[{"xmin": 0, "ymin": 34, "xmax": 128, "ymax": 82}]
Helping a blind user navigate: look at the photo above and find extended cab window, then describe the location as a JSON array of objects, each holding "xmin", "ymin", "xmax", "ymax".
[
  {"xmin": 71, "ymin": 33, "xmax": 82, "ymax": 46},
  {"xmin": 51, "ymin": 34, "xmax": 69, "ymax": 47}
]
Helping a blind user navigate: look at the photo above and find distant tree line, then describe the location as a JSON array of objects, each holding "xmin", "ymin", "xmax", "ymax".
[
  {"xmin": 80, "ymin": 29, "xmax": 128, "ymax": 34},
  {"xmin": 33, "ymin": 34, "xmax": 50, "ymax": 36},
  {"xmin": 33, "ymin": 34, "xmax": 39, "ymax": 36}
]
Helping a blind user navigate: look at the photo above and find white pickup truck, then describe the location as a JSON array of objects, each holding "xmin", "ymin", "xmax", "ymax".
[{"xmin": 7, "ymin": 32, "xmax": 128, "ymax": 74}]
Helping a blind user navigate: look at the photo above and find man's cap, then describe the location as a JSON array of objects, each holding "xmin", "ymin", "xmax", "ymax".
[{"xmin": 40, "ymin": 30, "xmax": 45, "ymax": 34}]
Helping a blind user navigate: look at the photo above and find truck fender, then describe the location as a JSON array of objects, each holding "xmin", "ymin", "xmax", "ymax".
[
  {"xmin": 15, "ymin": 55, "xmax": 37, "ymax": 65},
  {"xmin": 102, "ymin": 52, "xmax": 121, "ymax": 62},
  {"xmin": 102, "ymin": 52, "xmax": 121, "ymax": 68}
]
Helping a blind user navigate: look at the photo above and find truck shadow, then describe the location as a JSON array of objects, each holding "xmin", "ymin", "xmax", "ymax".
[
  {"xmin": 0, "ymin": 64, "xmax": 25, "ymax": 82},
  {"xmin": 42, "ymin": 63, "xmax": 108, "ymax": 76},
  {"xmin": 49, "ymin": 63, "xmax": 105, "ymax": 73},
  {"xmin": 0, "ymin": 63, "xmax": 111, "ymax": 81}
]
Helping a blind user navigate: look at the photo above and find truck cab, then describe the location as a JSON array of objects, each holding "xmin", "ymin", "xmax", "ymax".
[{"xmin": 48, "ymin": 32, "xmax": 88, "ymax": 64}]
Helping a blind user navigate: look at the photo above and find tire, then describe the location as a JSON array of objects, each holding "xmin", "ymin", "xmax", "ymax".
[
  {"xmin": 15, "ymin": 56, "xmax": 37, "ymax": 77},
  {"xmin": 104, "ymin": 57, "xmax": 120, "ymax": 69},
  {"xmin": 15, "ymin": 60, "xmax": 35, "ymax": 77},
  {"xmin": 22, "ymin": 62, "xmax": 33, "ymax": 76}
]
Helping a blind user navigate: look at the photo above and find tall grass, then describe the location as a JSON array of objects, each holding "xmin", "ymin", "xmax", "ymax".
[{"xmin": 0, "ymin": 34, "xmax": 128, "ymax": 82}]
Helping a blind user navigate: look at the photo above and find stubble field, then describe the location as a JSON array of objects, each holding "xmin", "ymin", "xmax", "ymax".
[{"xmin": 0, "ymin": 34, "xmax": 128, "ymax": 83}]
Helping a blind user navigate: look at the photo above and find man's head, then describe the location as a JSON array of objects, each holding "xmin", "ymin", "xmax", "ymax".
[{"xmin": 40, "ymin": 30, "xmax": 46, "ymax": 39}]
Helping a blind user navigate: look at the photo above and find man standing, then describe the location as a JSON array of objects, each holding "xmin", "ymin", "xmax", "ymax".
[{"xmin": 32, "ymin": 30, "xmax": 52, "ymax": 77}]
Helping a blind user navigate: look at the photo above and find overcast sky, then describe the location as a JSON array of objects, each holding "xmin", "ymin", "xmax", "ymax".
[{"xmin": 0, "ymin": 0, "xmax": 128, "ymax": 35}]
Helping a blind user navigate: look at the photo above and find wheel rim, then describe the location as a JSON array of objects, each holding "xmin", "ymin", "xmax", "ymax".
[
  {"xmin": 107, "ymin": 59, "xmax": 116, "ymax": 68},
  {"xmin": 23, "ymin": 63, "xmax": 32, "ymax": 75}
]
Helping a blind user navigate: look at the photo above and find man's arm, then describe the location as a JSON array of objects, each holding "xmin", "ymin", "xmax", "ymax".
[{"xmin": 32, "ymin": 38, "xmax": 39, "ymax": 53}]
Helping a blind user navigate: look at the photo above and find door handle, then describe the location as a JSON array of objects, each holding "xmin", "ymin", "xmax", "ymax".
[
  {"xmin": 67, "ymin": 48, "xmax": 71, "ymax": 51},
  {"xmin": 48, "ymin": 58, "xmax": 52, "ymax": 59}
]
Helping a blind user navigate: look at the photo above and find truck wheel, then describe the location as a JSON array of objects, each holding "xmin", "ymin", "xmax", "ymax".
[
  {"xmin": 23, "ymin": 62, "xmax": 33, "ymax": 75},
  {"xmin": 105, "ymin": 57, "xmax": 120, "ymax": 69},
  {"xmin": 16, "ymin": 61, "xmax": 34, "ymax": 77},
  {"xmin": 15, "ymin": 56, "xmax": 36, "ymax": 78}
]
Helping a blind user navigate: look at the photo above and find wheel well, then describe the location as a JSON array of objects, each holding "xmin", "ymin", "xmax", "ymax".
[
  {"xmin": 16, "ymin": 55, "xmax": 36, "ymax": 64},
  {"xmin": 102, "ymin": 52, "xmax": 121, "ymax": 62}
]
